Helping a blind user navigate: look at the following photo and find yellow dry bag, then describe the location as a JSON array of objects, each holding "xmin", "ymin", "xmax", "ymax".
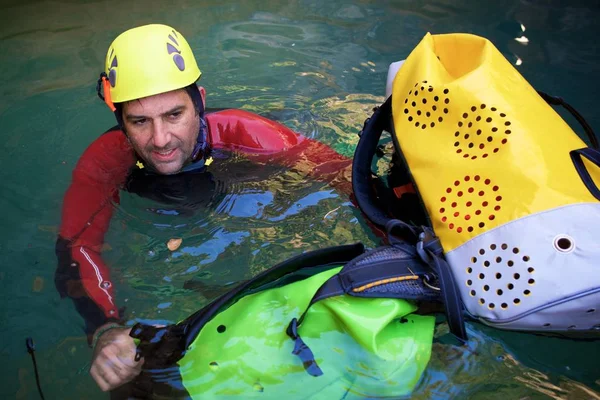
[{"xmin": 354, "ymin": 32, "xmax": 600, "ymax": 337}]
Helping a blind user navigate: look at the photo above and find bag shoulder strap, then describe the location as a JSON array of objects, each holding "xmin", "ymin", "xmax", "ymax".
[
  {"xmin": 538, "ymin": 91, "xmax": 598, "ymax": 148},
  {"xmin": 286, "ymin": 222, "xmax": 468, "ymax": 377},
  {"xmin": 285, "ymin": 242, "xmax": 439, "ymax": 377},
  {"xmin": 570, "ymin": 147, "xmax": 600, "ymax": 200}
]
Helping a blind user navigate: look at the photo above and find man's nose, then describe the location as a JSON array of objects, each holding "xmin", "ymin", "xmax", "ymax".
[{"xmin": 151, "ymin": 120, "xmax": 171, "ymax": 148}]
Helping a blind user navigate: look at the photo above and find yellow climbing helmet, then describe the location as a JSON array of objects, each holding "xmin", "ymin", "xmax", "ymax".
[{"xmin": 99, "ymin": 24, "xmax": 201, "ymax": 109}]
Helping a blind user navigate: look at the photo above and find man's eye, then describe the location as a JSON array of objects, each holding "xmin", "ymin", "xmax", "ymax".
[
  {"xmin": 170, "ymin": 111, "xmax": 182, "ymax": 118},
  {"xmin": 133, "ymin": 119, "xmax": 147, "ymax": 125}
]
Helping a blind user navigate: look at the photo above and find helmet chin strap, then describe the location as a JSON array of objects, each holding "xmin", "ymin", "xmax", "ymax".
[
  {"xmin": 192, "ymin": 116, "xmax": 209, "ymax": 162},
  {"xmin": 97, "ymin": 72, "xmax": 126, "ymax": 130},
  {"xmin": 186, "ymin": 84, "xmax": 210, "ymax": 163}
]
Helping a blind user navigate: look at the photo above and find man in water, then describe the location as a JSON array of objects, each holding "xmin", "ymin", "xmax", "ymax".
[{"xmin": 55, "ymin": 23, "xmax": 353, "ymax": 392}]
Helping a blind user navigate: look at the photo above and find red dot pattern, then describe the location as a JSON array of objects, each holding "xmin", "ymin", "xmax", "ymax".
[{"xmin": 439, "ymin": 175, "xmax": 503, "ymax": 233}]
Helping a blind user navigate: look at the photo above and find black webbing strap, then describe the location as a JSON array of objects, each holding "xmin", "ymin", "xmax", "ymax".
[
  {"xmin": 386, "ymin": 221, "xmax": 467, "ymax": 342},
  {"xmin": 285, "ymin": 224, "xmax": 456, "ymax": 376},
  {"xmin": 417, "ymin": 244, "xmax": 467, "ymax": 343},
  {"xmin": 352, "ymin": 96, "xmax": 394, "ymax": 227},
  {"xmin": 570, "ymin": 147, "xmax": 600, "ymax": 201},
  {"xmin": 286, "ymin": 252, "xmax": 431, "ymax": 377},
  {"xmin": 538, "ymin": 91, "xmax": 598, "ymax": 148}
]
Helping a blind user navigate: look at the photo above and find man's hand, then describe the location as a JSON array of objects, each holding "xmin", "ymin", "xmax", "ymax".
[{"xmin": 90, "ymin": 324, "xmax": 144, "ymax": 392}]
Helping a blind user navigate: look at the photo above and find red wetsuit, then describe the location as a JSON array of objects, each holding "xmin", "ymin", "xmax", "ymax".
[{"xmin": 55, "ymin": 108, "xmax": 353, "ymax": 341}]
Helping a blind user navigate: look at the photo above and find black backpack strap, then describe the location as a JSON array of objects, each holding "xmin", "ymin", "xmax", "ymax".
[
  {"xmin": 352, "ymin": 96, "xmax": 395, "ymax": 228},
  {"xmin": 570, "ymin": 147, "xmax": 600, "ymax": 201},
  {"xmin": 389, "ymin": 220, "xmax": 467, "ymax": 342},
  {"xmin": 286, "ymin": 232, "xmax": 445, "ymax": 376},
  {"xmin": 309, "ymin": 243, "xmax": 439, "ymax": 304},
  {"xmin": 538, "ymin": 91, "xmax": 598, "ymax": 148},
  {"xmin": 416, "ymin": 233, "xmax": 468, "ymax": 343}
]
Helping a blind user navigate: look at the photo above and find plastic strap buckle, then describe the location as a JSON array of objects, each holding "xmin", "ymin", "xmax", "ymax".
[{"xmin": 416, "ymin": 229, "xmax": 435, "ymax": 264}]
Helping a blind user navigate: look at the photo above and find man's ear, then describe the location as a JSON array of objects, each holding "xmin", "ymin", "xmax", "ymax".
[{"xmin": 198, "ymin": 86, "xmax": 206, "ymax": 107}]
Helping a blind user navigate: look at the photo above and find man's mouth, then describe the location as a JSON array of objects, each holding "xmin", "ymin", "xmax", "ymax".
[{"xmin": 152, "ymin": 148, "xmax": 177, "ymax": 161}]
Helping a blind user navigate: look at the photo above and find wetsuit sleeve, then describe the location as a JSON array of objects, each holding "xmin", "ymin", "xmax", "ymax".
[
  {"xmin": 55, "ymin": 130, "xmax": 134, "ymax": 342},
  {"xmin": 207, "ymin": 109, "xmax": 353, "ymax": 196}
]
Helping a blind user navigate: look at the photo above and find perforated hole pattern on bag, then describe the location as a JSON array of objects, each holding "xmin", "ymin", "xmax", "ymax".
[
  {"xmin": 402, "ymin": 81, "xmax": 449, "ymax": 129},
  {"xmin": 465, "ymin": 243, "xmax": 534, "ymax": 310},
  {"xmin": 438, "ymin": 175, "xmax": 502, "ymax": 234},
  {"xmin": 453, "ymin": 105, "xmax": 512, "ymax": 160},
  {"xmin": 402, "ymin": 82, "xmax": 512, "ymax": 160}
]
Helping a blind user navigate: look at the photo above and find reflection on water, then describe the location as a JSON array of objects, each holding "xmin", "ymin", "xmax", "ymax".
[
  {"xmin": 2, "ymin": 0, "xmax": 600, "ymax": 399},
  {"xmin": 105, "ymin": 152, "xmax": 374, "ymax": 326},
  {"xmin": 414, "ymin": 326, "xmax": 600, "ymax": 400}
]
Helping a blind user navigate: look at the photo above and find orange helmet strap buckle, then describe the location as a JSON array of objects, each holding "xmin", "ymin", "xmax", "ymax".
[{"xmin": 96, "ymin": 73, "xmax": 116, "ymax": 112}]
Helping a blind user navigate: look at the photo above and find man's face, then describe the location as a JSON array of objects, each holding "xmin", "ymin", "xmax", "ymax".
[{"xmin": 122, "ymin": 88, "xmax": 200, "ymax": 175}]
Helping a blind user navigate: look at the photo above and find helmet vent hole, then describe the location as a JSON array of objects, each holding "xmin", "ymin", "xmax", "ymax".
[
  {"xmin": 587, "ymin": 309, "xmax": 596, "ymax": 313},
  {"xmin": 108, "ymin": 68, "xmax": 117, "ymax": 87},
  {"xmin": 554, "ymin": 235, "xmax": 575, "ymax": 253}
]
